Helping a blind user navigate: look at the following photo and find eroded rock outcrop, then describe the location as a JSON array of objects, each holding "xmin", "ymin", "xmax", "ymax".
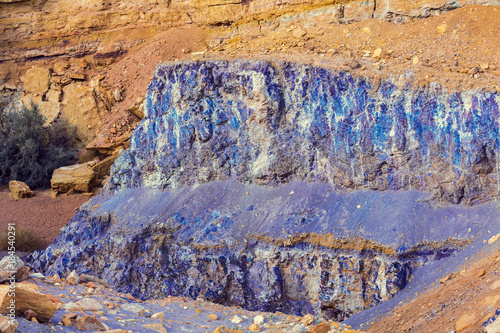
[
  {"xmin": 28, "ymin": 60, "xmax": 500, "ymax": 321},
  {"xmin": 111, "ymin": 60, "xmax": 500, "ymax": 205}
]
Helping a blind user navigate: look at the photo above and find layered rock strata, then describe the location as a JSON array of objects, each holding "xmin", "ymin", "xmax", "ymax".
[{"xmin": 28, "ymin": 60, "xmax": 500, "ymax": 320}]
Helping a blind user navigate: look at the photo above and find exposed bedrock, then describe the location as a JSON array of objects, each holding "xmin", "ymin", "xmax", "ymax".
[
  {"xmin": 114, "ymin": 60, "xmax": 500, "ymax": 205},
  {"xmin": 27, "ymin": 60, "xmax": 500, "ymax": 320},
  {"xmin": 28, "ymin": 183, "xmax": 486, "ymax": 320}
]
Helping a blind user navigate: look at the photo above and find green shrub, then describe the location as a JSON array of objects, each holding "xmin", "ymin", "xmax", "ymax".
[
  {"xmin": 0, "ymin": 104, "xmax": 75, "ymax": 188},
  {"xmin": 0, "ymin": 226, "xmax": 45, "ymax": 252}
]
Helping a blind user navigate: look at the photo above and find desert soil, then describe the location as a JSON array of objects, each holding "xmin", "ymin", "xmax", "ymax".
[{"xmin": 0, "ymin": 186, "xmax": 90, "ymax": 248}]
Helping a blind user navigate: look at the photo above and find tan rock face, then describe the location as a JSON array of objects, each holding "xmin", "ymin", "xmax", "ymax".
[
  {"xmin": 66, "ymin": 270, "xmax": 80, "ymax": 285},
  {"xmin": 0, "ymin": 282, "xmax": 56, "ymax": 323},
  {"xmin": 129, "ymin": 98, "xmax": 144, "ymax": 119},
  {"xmin": 61, "ymin": 83, "xmax": 102, "ymax": 144},
  {"xmin": 46, "ymin": 89, "xmax": 61, "ymax": 103},
  {"xmin": 51, "ymin": 163, "xmax": 96, "ymax": 193},
  {"xmin": 38, "ymin": 101, "xmax": 61, "ymax": 125},
  {"xmin": 343, "ymin": 0, "xmax": 375, "ymax": 23},
  {"xmin": 8, "ymin": 180, "xmax": 34, "ymax": 199},
  {"xmin": 92, "ymin": 149, "xmax": 123, "ymax": 178},
  {"xmin": 20, "ymin": 67, "xmax": 50, "ymax": 96},
  {"xmin": 52, "ymin": 61, "xmax": 70, "ymax": 75}
]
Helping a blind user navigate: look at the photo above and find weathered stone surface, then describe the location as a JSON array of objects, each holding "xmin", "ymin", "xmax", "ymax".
[
  {"xmin": 61, "ymin": 83, "xmax": 102, "ymax": 144},
  {"xmin": 213, "ymin": 327, "xmax": 244, "ymax": 333},
  {"xmin": 74, "ymin": 315, "xmax": 106, "ymax": 331},
  {"xmin": 76, "ymin": 298, "xmax": 103, "ymax": 311},
  {"xmin": 107, "ymin": 60, "xmax": 500, "ymax": 205},
  {"xmin": 128, "ymin": 98, "xmax": 144, "ymax": 119},
  {"xmin": 0, "ymin": 282, "xmax": 55, "ymax": 322},
  {"xmin": 484, "ymin": 309, "xmax": 500, "ymax": 333},
  {"xmin": 51, "ymin": 163, "xmax": 96, "ymax": 193},
  {"xmin": 38, "ymin": 101, "xmax": 61, "ymax": 125},
  {"xmin": 343, "ymin": 0, "xmax": 375, "ymax": 23},
  {"xmin": 8, "ymin": 180, "xmax": 34, "ymax": 199},
  {"xmin": 92, "ymin": 149, "xmax": 122, "ymax": 178},
  {"xmin": 0, "ymin": 255, "xmax": 29, "ymax": 283},
  {"xmin": 120, "ymin": 303, "xmax": 144, "ymax": 315},
  {"xmin": 0, "ymin": 314, "xmax": 17, "ymax": 333},
  {"xmin": 142, "ymin": 323, "xmax": 168, "ymax": 333},
  {"xmin": 20, "ymin": 67, "xmax": 50, "ymax": 96},
  {"xmin": 79, "ymin": 149, "xmax": 98, "ymax": 164},
  {"xmin": 151, "ymin": 312, "xmax": 165, "ymax": 320},
  {"xmin": 53, "ymin": 61, "xmax": 70, "ymax": 75},
  {"xmin": 46, "ymin": 89, "xmax": 61, "ymax": 103},
  {"xmin": 27, "ymin": 60, "xmax": 500, "ymax": 321}
]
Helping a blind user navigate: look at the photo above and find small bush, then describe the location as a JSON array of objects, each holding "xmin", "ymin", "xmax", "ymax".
[
  {"xmin": 0, "ymin": 104, "xmax": 75, "ymax": 188},
  {"xmin": 0, "ymin": 226, "xmax": 44, "ymax": 252}
]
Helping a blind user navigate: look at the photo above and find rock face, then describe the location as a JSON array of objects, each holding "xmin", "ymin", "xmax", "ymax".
[
  {"xmin": 1, "ymin": 0, "xmax": 499, "ymax": 63},
  {"xmin": 111, "ymin": 60, "xmax": 500, "ymax": 205},
  {"xmin": 27, "ymin": 60, "xmax": 500, "ymax": 320},
  {"xmin": 8, "ymin": 180, "xmax": 34, "ymax": 199},
  {"xmin": 20, "ymin": 67, "xmax": 50, "ymax": 96},
  {"xmin": 51, "ymin": 163, "xmax": 96, "ymax": 193},
  {"xmin": 61, "ymin": 83, "xmax": 102, "ymax": 145}
]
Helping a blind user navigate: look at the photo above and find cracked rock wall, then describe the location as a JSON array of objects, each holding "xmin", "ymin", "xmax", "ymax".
[
  {"xmin": 111, "ymin": 60, "xmax": 500, "ymax": 205},
  {"xmin": 27, "ymin": 60, "xmax": 500, "ymax": 321}
]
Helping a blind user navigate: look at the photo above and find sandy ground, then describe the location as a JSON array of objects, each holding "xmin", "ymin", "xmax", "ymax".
[{"xmin": 0, "ymin": 186, "xmax": 90, "ymax": 248}]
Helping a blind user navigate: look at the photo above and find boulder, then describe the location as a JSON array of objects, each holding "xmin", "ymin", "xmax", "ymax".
[
  {"xmin": 67, "ymin": 270, "xmax": 80, "ymax": 285},
  {"xmin": 21, "ymin": 94, "xmax": 42, "ymax": 110},
  {"xmin": 151, "ymin": 312, "xmax": 165, "ymax": 320},
  {"xmin": 0, "ymin": 282, "xmax": 56, "ymax": 322},
  {"xmin": 76, "ymin": 298, "xmax": 103, "ymax": 312},
  {"xmin": 8, "ymin": 181, "xmax": 34, "ymax": 199},
  {"xmin": 120, "ymin": 303, "xmax": 144, "ymax": 315},
  {"xmin": 61, "ymin": 83, "xmax": 102, "ymax": 145},
  {"xmin": 142, "ymin": 323, "xmax": 168, "ymax": 333},
  {"xmin": 0, "ymin": 314, "xmax": 17, "ymax": 333},
  {"xmin": 51, "ymin": 163, "xmax": 96, "ymax": 193},
  {"xmin": 22, "ymin": 309, "xmax": 37, "ymax": 321},
  {"xmin": 0, "ymin": 255, "xmax": 29, "ymax": 283},
  {"xmin": 74, "ymin": 315, "xmax": 106, "ymax": 331},
  {"xmin": 455, "ymin": 313, "xmax": 477, "ymax": 332},
  {"xmin": 309, "ymin": 323, "xmax": 331, "ymax": 333},
  {"xmin": 92, "ymin": 149, "xmax": 122, "ymax": 178},
  {"xmin": 79, "ymin": 149, "xmax": 98, "ymax": 164},
  {"xmin": 46, "ymin": 89, "xmax": 61, "ymax": 103},
  {"xmin": 20, "ymin": 67, "xmax": 50, "ymax": 96}
]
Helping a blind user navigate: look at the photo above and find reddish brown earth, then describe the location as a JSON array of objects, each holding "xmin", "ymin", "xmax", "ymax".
[
  {"xmin": 368, "ymin": 245, "xmax": 500, "ymax": 333},
  {"xmin": 0, "ymin": 186, "xmax": 90, "ymax": 248}
]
